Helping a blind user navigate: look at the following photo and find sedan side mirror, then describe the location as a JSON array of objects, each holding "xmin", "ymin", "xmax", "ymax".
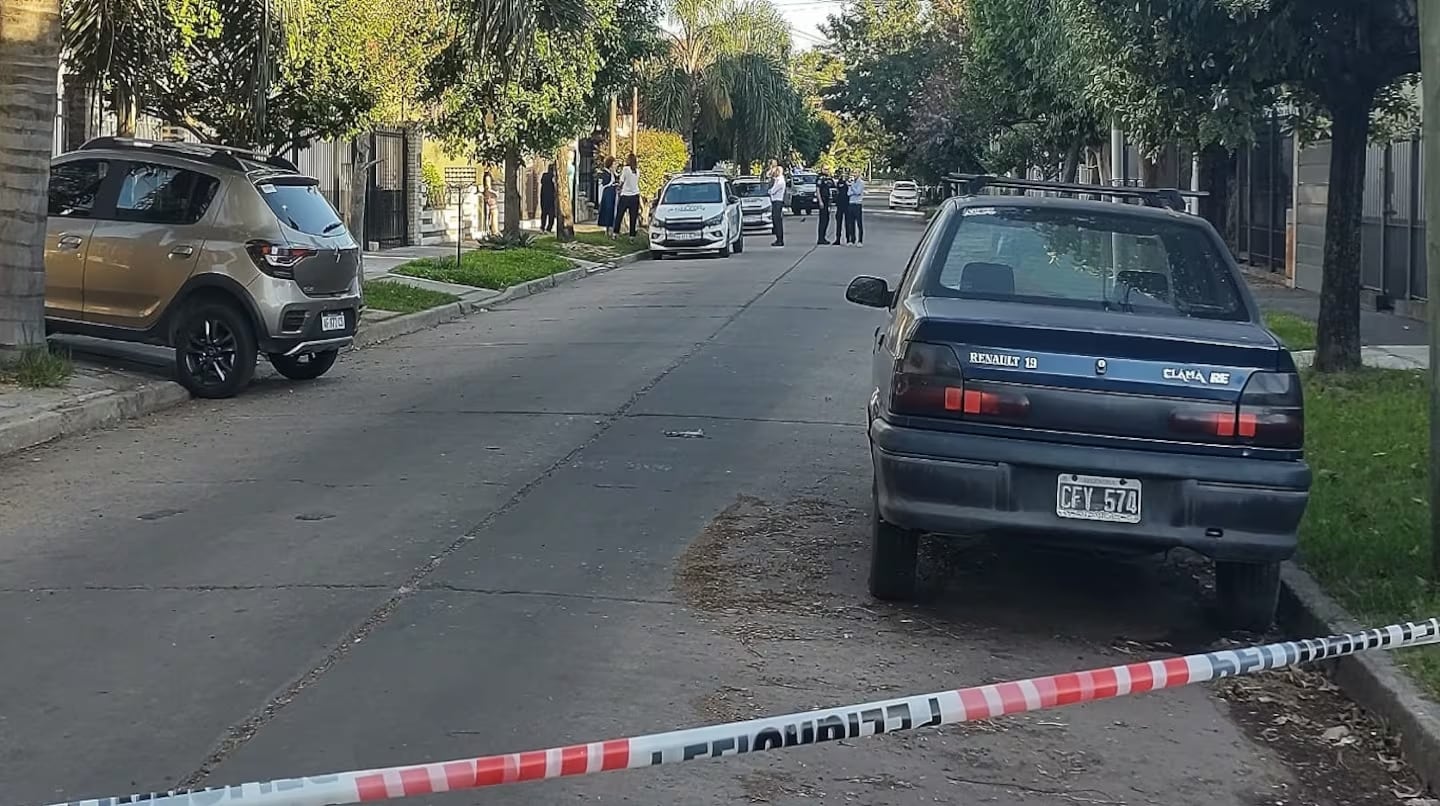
[{"xmin": 846, "ymin": 276, "xmax": 892, "ymax": 308}]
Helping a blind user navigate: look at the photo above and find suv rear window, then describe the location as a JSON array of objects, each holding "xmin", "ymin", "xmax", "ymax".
[
  {"xmin": 661, "ymin": 182, "xmax": 722, "ymax": 205},
  {"xmin": 928, "ymin": 206, "xmax": 1246, "ymax": 320},
  {"xmin": 259, "ymin": 181, "xmax": 346, "ymax": 236}
]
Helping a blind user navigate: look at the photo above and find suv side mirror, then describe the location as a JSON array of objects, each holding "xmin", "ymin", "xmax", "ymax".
[{"xmin": 846, "ymin": 276, "xmax": 892, "ymax": 308}]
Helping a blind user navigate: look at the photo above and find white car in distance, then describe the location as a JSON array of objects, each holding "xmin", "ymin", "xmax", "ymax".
[
  {"xmin": 732, "ymin": 176, "xmax": 774, "ymax": 232},
  {"xmin": 648, "ymin": 172, "xmax": 745, "ymax": 260},
  {"xmin": 888, "ymin": 180, "xmax": 920, "ymax": 209}
]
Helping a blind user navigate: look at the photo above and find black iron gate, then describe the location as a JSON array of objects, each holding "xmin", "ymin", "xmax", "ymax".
[
  {"xmin": 1236, "ymin": 113, "xmax": 1293, "ymax": 271},
  {"xmin": 366, "ymin": 131, "xmax": 407, "ymax": 247}
]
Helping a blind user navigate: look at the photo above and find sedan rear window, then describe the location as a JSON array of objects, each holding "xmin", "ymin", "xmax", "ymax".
[
  {"xmin": 928, "ymin": 206, "xmax": 1246, "ymax": 320},
  {"xmin": 259, "ymin": 181, "xmax": 347, "ymax": 236},
  {"xmin": 661, "ymin": 182, "xmax": 722, "ymax": 205},
  {"xmin": 734, "ymin": 181, "xmax": 769, "ymax": 198}
]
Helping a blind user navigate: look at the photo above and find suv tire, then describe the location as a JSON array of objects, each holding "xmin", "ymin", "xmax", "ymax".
[
  {"xmin": 270, "ymin": 349, "xmax": 339, "ymax": 381},
  {"xmin": 1215, "ymin": 560, "xmax": 1281, "ymax": 632},
  {"xmin": 869, "ymin": 493, "xmax": 919, "ymax": 601},
  {"xmin": 173, "ymin": 299, "xmax": 257, "ymax": 399},
  {"xmin": 733, "ymin": 229, "xmax": 744, "ymax": 254}
]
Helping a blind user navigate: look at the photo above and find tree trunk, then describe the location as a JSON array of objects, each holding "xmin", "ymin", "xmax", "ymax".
[
  {"xmin": 1314, "ymin": 96, "xmax": 1375, "ymax": 373},
  {"xmin": 503, "ymin": 142, "xmax": 522, "ymax": 237},
  {"xmin": 1198, "ymin": 143, "xmax": 1238, "ymax": 251},
  {"xmin": 554, "ymin": 140, "xmax": 575, "ymax": 242},
  {"xmin": 0, "ymin": 0, "xmax": 63, "ymax": 356},
  {"xmin": 1061, "ymin": 137, "xmax": 1083, "ymax": 183},
  {"xmin": 349, "ymin": 134, "xmax": 371, "ymax": 249},
  {"xmin": 113, "ymin": 84, "xmax": 137, "ymax": 138},
  {"xmin": 61, "ymin": 78, "xmax": 91, "ymax": 151}
]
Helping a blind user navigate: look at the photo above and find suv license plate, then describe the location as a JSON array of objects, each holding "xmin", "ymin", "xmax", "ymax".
[
  {"xmin": 321, "ymin": 311, "xmax": 347, "ymax": 332},
  {"xmin": 1056, "ymin": 474, "xmax": 1141, "ymax": 524}
]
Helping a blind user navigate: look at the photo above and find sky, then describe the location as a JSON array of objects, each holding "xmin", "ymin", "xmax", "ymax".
[{"xmin": 772, "ymin": 0, "xmax": 845, "ymax": 49}]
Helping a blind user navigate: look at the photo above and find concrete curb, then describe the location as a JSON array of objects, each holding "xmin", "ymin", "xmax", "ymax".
[
  {"xmin": 0, "ymin": 379, "xmax": 190, "ymax": 459},
  {"xmin": 1278, "ymin": 562, "xmax": 1440, "ymax": 790}
]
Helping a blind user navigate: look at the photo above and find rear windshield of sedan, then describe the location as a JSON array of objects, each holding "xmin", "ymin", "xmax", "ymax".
[
  {"xmin": 734, "ymin": 181, "xmax": 769, "ymax": 198},
  {"xmin": 661, "ymin": 181, "xmax": 722, "ymax": 205},
  {"xmin": 894, "ymin": 182, "xmax": 918, "ymax": 191},
  {"xmin": 926, "ymin": 205, "xmax": 1247, "ymax": 321}
]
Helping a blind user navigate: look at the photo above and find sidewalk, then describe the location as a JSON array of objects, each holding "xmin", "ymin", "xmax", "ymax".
[
  {"xmin": 1244, "ymin": 269, "xmax": 1427, "ymax": 347},
  {"xmin": 1291, "ymin": 345, "xmax": 1429, "ymax": 370}
]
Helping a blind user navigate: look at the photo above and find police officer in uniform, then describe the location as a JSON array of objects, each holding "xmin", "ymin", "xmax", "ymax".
[{"xmin": 816, "ymin": 168, "xmax": 837, "ymax": 245}]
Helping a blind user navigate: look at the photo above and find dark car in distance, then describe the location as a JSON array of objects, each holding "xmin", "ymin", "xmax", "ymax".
[{"xmin": 846, "ymin": 177, "xmax": 1310, "ymax": 631}]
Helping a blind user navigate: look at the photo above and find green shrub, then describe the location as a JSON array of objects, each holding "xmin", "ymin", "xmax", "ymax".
[{"xmin": 421, "ymin": 162, "xmax": 447, "ymax": 209}]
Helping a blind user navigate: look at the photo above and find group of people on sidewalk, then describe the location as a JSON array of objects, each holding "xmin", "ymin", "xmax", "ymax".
[
  {"xmin": 764, "ymin": 161, "xmax": 865, "ymax": 248},
  {"xmin": 540, "ymin": 155, "xmax": 641, "ymax": 237}
]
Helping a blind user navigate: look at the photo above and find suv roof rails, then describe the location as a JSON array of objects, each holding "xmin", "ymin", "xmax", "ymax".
[
  {"xmin": 78, "ymin": 137, "xmax": 299, "ymax": 173},
  {"xmin": 945, "ymin": 173, "xmax": 1202, "ymax": 213}
]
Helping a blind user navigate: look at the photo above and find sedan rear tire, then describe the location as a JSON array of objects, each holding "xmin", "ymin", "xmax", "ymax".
[
  {"xmin": 869, "ymin": 495, "xmax": 919, "ymax": 601},
  {"xmin": 1215, "ymin": 560, "xmax": 1281, "ymax": 632}
]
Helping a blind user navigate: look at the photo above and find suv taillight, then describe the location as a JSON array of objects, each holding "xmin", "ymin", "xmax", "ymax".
[
  {"xmin": 890, "ymin": 343, "xmax": 1032, "ymax": 421},
  {"xmin": 1237, "ymin": 371, "xmax": 1304, "ymax": 449},
  {"xmin": 247, "ymin": 240, "xmax": 316, "ymax": 279}
]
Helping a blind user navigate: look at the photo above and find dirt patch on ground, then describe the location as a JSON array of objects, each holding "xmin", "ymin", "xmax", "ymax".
[
  {"xmin": 1218, "ymin": 667, "xmax": 1426, "ymax": 806},
  {"xmin": 674, "ymin": 494, "xmax": 1428, "ymax": 806}
]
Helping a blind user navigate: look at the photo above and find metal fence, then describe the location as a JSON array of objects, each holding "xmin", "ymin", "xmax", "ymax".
[
  {"xmin": 1361, "ymin": 136, "xmax": 1427, "ymax": 303},
  {"xmin": 1235, "ymin": 113, "xmax": 1293, "ymax": 272}
]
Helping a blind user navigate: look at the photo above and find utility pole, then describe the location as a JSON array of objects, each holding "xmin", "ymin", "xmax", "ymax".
[
  {"xmin": 608, "ymin": 96, "xmax": 618, "ymax": 159},
  {"xmin": 1421, "ymin": 0, "xmax": 1440, "ymax": 578},
  {"xmin": 630, "ymin": 86, "xmax": 639, "ymax": 158}
]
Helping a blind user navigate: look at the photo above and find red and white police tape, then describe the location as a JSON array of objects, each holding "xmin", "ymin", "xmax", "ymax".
[{"xmin": 45, "ymin": 618, "xmax": 1440, "ymax": 806}]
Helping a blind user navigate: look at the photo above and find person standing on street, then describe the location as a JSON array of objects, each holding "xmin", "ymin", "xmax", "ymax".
[
  {"xmin": 767, "ymin": 159, "xmax": 786, "ymax": 247},
  {"xmin": 845, "ymin": 170, "xmax": 866, "ymax": 246},
  {"xmin": 615, "ymin": 153, "xmax": 641, "ymax": 237},
  {"xmin": 816, "ymin": 167, "xmax": 836, "ymax": 245},
  {"xmin": 596, "ymin": 157, "xmax": 618, "ymax": 237},
  {"xmin": 833, "ymin": 170, "xmax": 850, "ymax": 246},
  {"xmin": 540, "ymin": 165, "xmax": 558, "ymax": 232}
]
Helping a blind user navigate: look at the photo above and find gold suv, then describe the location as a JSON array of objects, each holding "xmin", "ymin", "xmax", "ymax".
[{"xmin": 45, "ymin": 138, "xmax": 363, "ymax": 398}]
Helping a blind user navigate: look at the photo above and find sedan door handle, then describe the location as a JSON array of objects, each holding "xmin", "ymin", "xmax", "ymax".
[
  {"xmin": 168, "ymin": 245, "xmax": 195, "ymax": 258},
  {"xmin": 57, "ymin": 234, "xmax": 83, "ymax": 249}
]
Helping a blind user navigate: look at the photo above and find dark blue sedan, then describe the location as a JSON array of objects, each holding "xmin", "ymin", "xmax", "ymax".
[{"xmin": 846, "ymin": 178, "xmax": 1310, "ymax": 631}]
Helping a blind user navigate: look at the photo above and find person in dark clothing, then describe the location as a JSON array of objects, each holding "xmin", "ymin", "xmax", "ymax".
[
  {"xmin": 832, "ymin": 173, "xmax": 849, "ymax": 245},
  {"xmin": 539, "ymin": 165, "xmax": 558, "ymax": 232},
  {"xmin": 816, "ymin": 168, "xmax": 836, "ymax": 245}
]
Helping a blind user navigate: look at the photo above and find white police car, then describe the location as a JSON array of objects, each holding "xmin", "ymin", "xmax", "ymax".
[{"xmin": 649, "ymin": 172, "xmax": 745, "ymax": 259}]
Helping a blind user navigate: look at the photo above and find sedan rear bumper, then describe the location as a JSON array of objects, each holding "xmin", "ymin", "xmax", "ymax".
[{"xmin": 870, "ymin": 419, "xmax": 1310, "ymax": 562}]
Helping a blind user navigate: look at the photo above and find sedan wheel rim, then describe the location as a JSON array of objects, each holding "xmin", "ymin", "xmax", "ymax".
[{"xmin": 182, "ymin": 318, "xmax": 238, "ymax": 387}]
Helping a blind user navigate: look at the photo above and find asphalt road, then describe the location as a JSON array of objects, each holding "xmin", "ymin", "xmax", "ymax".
[{"xmin": 0, "ymin": 212, "xmax": 1406, "ymax": 806}]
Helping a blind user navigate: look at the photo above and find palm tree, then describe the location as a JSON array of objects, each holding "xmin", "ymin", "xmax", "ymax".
[
  {"xmin": 643, "ymin": 0, "xmax": 795, "ymax": 169},
  {"xmin": 0, "ymin": 0, "xmax": 64, "ymax": 355},
  {"xmin": 61, "ymin": 0, "xmax": 173, "ymax": 137}
]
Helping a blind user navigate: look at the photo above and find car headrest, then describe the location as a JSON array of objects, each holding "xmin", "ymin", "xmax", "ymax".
[
  {"xmin": 960, "ymin": 262, "xmax": 1016, "ymax": 295},
  {"xmin": 1117, "ymin": 270, "xmax": 1170, "ymax": 301}
]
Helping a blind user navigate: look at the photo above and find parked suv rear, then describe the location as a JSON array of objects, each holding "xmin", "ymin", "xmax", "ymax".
[{"xmin": 45, "ymin": 137, "xmax": 362, "ymax": 398}]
